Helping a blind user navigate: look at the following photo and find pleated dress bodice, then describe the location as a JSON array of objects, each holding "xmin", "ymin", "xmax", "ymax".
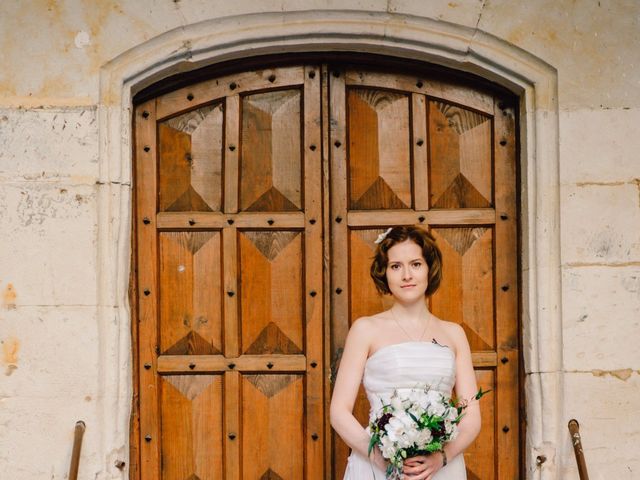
[
  {"xmin": 363, "ymin": 341, "xmax": 456, "ymax": 411},
  {"xmin": 342, "ymin": 341, "xmax": 467, "ymax": 480}
]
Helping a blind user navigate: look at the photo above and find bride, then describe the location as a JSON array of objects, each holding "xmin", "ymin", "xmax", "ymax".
[{"xmin": 330, "ymin": 226, "xmax": 481, "ymax": 480}]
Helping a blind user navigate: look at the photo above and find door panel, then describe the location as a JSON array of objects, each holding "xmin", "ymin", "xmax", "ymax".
[
  {"xmin": 135, "ymin": 65, "xmax": 324, "ymax": 480},
  {"xmin": 160, "ymin": 374, "xmax": 224, "ymax": 480},
  {"xmin": 239, "ymin": 230, "xmax": 304, "ymax": 355},
  {"xmin": 134, "ymin": 61, "xmax": 519, "ymax": 479},
  {"xmin": 429, "ymin": 101, "xmax": 493, "ymax": 209},
  {"xmin": 431, "ymin": 227, "xmax": 495, "ymax": 352},
  {"xmin": 348, "ymin": 88, "xmax": 412, "ymax": 210},
  {"xmin": 158, "ymin": 102, "xmax": 224, "ymax": 212},
  {"xmin": 242, "ymin": 374, "xmax": 305, "ymax": 479},
  {"xmin": 159, "ymin": 231, "xmax": 223, "ymax": 355},
  {"xmin": 329, "ymin": 67, "xmax": 518, "ymax": 480},
  {"xmin": 240, "ymin": 89, "xmax": 303, "ymax": 212}
]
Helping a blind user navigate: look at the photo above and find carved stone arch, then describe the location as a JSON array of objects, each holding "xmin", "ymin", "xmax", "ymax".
[{"xmin": 97, "ymin": 10, "xmax": 561, "ymax": 479}]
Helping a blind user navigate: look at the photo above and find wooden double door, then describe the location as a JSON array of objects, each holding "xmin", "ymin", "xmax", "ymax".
[{"xmin": 132, "ymin": 61, "xmax": 519, "ymax": 479}]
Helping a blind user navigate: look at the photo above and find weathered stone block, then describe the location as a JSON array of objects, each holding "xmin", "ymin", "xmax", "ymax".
[
  {"xmin": 0, "ymin": 108, "xmax": 98, "ymax": 179},
  {"xmin": 0, "ymin": 306, "xmax": 100, "ymax": 396},
  {"xmin": 560, "ymin": 108, "xmax": 640, "ymax": 184},
  {"xmin": 562, "ymin": 372, "xmax": 640, "ymax": 479},
  {"xmin": 562, "ymin": 266, "xmax": 640, "ymax": 371},
  {"xmin": 0, "ymin": 306, "xmax": 101, "ymax": 480},
  {"xmin": 561, "ymin": 183, "xmax": 640, "ymax": 264},
  {"xmin": 478, "ymin": 0, "xmax": 640, "ymax": 108},
  {"xmin": 0, "ymin": 182, "xmax": 98, "ymax": 307},
  {"xmin": 0, "ymin": 395, "xmax": 100, "ymax": 480},
  {"xmin": 387, "ymin": 0, "xmax": 484, "ymax": 26}
]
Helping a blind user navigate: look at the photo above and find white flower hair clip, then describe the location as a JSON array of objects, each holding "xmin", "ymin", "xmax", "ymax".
[{"xmin": 374, "ymin": 227, "xmax": 393, "ymax": 245}]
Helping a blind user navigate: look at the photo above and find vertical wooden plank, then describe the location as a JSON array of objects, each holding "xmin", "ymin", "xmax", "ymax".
[
  {"xmin": 321, "ymin": 64, "xmax": 333, "ymax": 480},
  {"xmin": 223, "ymin": 221, "xmax": 240, "ymax": 479},
  {"xmin": 225, "ymin": 95, "xmax": 240, "ymax": 214},
  {"xmin": 494, "ymin": 97, "xmax": 519, "ymax": 480},
  {"xmin": 129, "ymin": 121, "xmax": 141, "ymax": 480},
  {"xmin": 223, "ymin": 227, "xmax": 239, "ymax": 357},
  {"xmin": 135, "ymin": 99, "xmax": 160, "ymax": 479},
  {"xmin": 412, "ymin": 93, "xmax": 429, "ymax": 211},
  {"xmin": 224, "ymin": 370, "xmax": 241, "ymax": 480},
  {"xmin": 223, "ymin": 87, "xmax": 241, "ymax": 476},
  {"xmin": 304, "ymin": 64, "xmax": 324, "ymax": 480},
  {"xmin": 329, "ymin": 66, "xmax": 350, "ymax": 480}
]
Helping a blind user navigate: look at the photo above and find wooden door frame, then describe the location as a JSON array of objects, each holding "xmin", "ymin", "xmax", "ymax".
[{"xmin": 99, "ymin": 10, "xmax": 561, "ymax": 479}]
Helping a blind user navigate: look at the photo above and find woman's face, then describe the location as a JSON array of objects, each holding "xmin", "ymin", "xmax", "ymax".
[{"xmin": 385, "ymin": 239, "xmax": 429, "ymax": 303}]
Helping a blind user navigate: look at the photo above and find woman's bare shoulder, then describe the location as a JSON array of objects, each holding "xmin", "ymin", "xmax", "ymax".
[
  {"xmin": 348, "ymin": 313, "xmax": 388, "ymax": 342},
  {"xmin": 436, "ymin": 318, "xmax": 464, "ymax": 336},
  {"xmin": 432, "ymin": 317, "xmax": 466, "ymax": 352}
]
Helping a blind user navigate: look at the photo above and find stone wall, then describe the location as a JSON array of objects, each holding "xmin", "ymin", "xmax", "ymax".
[{"xmin": 0, "ymin": 1, "xmax": 638, "ymax": 479}]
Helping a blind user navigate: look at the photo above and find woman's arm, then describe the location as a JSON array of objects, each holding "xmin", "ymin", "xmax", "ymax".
[
  {"xmin": 329, "ymin": 318, "xmax": 387, "ymax": 470},
  {"xmin": 441, "ymin": 322, "xmax": 481, "ymax": 460}
]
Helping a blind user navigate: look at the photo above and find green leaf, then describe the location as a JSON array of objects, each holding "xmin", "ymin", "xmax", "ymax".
[
  {"xmin": 426, "ymin": 441, "xmax": 442, "ymax": 452},
  {"xmin": 474, "ymin": 387, "xmax": 492, "ymax": 400},
  {"xmin": 368, "ymin": 434, "xmax": 377, "ymax": 456}
]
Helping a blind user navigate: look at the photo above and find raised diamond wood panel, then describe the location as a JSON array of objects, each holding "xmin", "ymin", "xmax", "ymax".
[
  {"xmin": 348, "ymin": 88, "xmax": 412, "ymax": 210},
  {"xmin": 160, "ymin": 374, "xmax": 223, "ymax": 480},
  {"xmin": 159, "ymin": 103, "xmax": 224, "ymax": 212},
  {"xmin": 239, "ymin": 231, "xmax": 303, "ymax": 355},
  {"xmin": 160, "ymin": 232, "xmax": 223, "ymax": 355},
  {"xmin": 430, "ymin": 227, "xmax": 494, "ymax": 351},
  {"xmin": 241, "ymin": 90, "xmax": 302, "ymax": 212},
  {"xmin": 429, "ymin": 101, "xmax": 492, "ymax": 208},
  {"xmin": 242, "ymin": 374, "xmax": 304, "ymax": 479}
]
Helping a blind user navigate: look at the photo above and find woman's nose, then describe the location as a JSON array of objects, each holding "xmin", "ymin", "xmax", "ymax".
[{"xmin": 402, "ymin": 267, "xmax": 412, "ymax": 280}]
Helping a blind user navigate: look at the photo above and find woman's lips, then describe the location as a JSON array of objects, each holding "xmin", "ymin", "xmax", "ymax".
[{"xmin": 401, "ymin": 284, "xmax": 415, "ymax": 288}]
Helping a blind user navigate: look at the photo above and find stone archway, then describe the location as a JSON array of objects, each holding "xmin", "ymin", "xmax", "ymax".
[{"xmin": 96, "ymin": 10, "xmax": 561, "ymax": 479}]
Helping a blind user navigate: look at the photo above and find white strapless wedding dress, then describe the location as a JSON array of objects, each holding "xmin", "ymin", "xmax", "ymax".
[{"xmin": 343, "ymin": 341, "xmax": 466, "ymax": 479}]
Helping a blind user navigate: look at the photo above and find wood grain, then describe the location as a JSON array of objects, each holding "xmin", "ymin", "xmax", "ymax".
[
  {"xmin": 329, "ymin": 67, "xmax": 351, "ymax": 480},
  {"xmin": 134, "ymin": 99, "xmax": 160, "ymax": 479},
  {"xmin": 494, "ymin": 97, "xmax": 519, "ymax": 480},
  {"xmin": 156, "ymin": 66, "xmax": 305, "ymax": 120},
  {"xmin": 134, "ymin": 62, "xmax": 520, "ymax": 480},
  {"xmin": 304, "ymin": 63, "xmax": 325, "ymax": 480}
]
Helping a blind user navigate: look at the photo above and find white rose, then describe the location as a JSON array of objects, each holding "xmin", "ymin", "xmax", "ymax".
[
  {"xmin": 428, "ymin": 400, "xmax": 446, "ymax": 417},
  {"xmin": 385, "ymin": 416, "xmax": 406, "ymax": 442},
  {"xmin": 408, "ymin": 404, "xmax": 424, "ymax": 418},
  {"xmin": 403, "ymin": 423, "xmax": 423, "ymax": 446},
  {"xmin": 380, "ymin": 435, "xmax": 397, "ymax": 459},
  {"xmin": 391, "ymin": 395, "xmax": 405, "ymax": 412},
  {"xmin": 417, "ymin": 428, "xmax": 433, "ymax": 446}
]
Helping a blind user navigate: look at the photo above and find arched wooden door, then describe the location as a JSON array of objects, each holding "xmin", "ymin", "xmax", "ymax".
[
  {"xmin": 327, "ymin": 68, "xmax": 519, "ymax": 479},
  {"xmin": 132, "ymin": 60, "xmax": 519, "ymax": 480}
]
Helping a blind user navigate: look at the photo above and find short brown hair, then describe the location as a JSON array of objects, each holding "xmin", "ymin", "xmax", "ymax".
[{"xmin": 370, "ymin": 226, "xmax": 443, "ymax": 297}]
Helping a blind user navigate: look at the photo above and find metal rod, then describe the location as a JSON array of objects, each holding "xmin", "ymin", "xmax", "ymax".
[
  {"xmin": 568, "ymin": 419, "xmax": 589, "ymax": 480},
  {"xmin": 68, "ymin": 420, "xmax": 86, "ymax": 480}
]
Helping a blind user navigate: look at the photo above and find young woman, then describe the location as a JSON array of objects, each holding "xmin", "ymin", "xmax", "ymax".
[{"xmin": 330, "ymin": 226, "xmax": 481, "ymax": 479}]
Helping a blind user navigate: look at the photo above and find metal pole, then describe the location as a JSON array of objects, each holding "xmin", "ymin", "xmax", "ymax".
[
  {"xmin": 568, "ymin": 419, "xmax": 589, "ymax": 480},
  {"xmin": 68, "ymin": 420, "xmax": 86, "ymax": 480}
]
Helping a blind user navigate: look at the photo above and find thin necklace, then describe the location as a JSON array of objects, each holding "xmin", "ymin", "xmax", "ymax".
[{"xmin": 390, "ymin": 308, "xmax": 430, "ymax": 342}]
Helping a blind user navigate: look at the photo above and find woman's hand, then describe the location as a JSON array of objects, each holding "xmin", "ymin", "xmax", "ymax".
[
  {"xmin": 402, "ymin": 452, "xmax": 444, "ymax": 480},
  {"xmin": 371, "ymin": 445, "xmax": 389, "ymax": 472}
]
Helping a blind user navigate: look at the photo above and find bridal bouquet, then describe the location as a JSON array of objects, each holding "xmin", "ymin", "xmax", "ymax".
[{"xmin": 367, "ymin": 386, "xmax": 487, "ymax": 479}]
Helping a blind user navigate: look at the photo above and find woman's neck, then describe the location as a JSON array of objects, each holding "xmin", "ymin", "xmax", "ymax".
[{"xmin": 390, "ymin": 300, "xmax": 431, "ymax": 322}]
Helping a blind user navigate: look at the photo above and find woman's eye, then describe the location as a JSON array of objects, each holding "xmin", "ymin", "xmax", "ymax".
[
  {"xmin": 390, "ymin": 264, "xmax": 400, "ymax": 270},
  {"xmin": 412, "ymin": 262, "xmax": 422, "ymax": 268}
]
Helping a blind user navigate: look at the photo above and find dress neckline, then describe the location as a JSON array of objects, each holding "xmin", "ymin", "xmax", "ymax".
[{"xmin": 366, "ymin": 340, "xmax": 453, "ymax": 364}]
